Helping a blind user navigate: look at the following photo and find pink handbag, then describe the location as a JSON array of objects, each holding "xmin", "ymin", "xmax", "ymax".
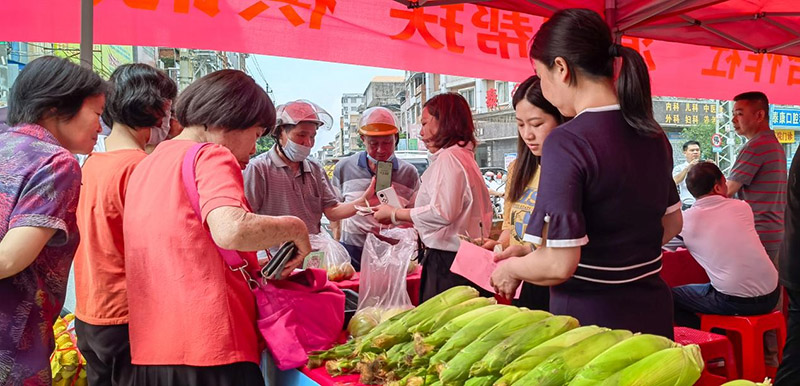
[{"xmin": 181, "ymin": 143, "xmax": 345, "ymax": 370}]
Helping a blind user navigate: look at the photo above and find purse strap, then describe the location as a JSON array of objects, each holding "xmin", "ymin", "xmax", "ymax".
[{"xmin": 181, "ymin": 142, "xmax": 260, "ymax": 289}]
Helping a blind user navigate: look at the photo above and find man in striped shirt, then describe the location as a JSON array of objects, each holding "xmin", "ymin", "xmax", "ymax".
[{"xmin": 727, "ymin": 91, "xmax": 787, "ymax": 268}]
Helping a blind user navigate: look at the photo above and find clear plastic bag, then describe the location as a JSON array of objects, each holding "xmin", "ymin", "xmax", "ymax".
[
  {"xmin": 309, "ymin": 232, "xmax": 355, "ymax": 282},
  {"xmin": 347, "ymin": 232, "xmax": 416, "ymax": 337},
  {"xmin": 374, "ymin": 227, "xmax": 420, "ymax": 275}
]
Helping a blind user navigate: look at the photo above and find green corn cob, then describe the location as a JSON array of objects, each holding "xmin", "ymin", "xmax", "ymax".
[
  {"xmin": 325, "ymin": 357, "xmax": 359, "ymax": 376},
  {"xmin": 426, "ymin": 307, "xmax": 523, "ymax": 371},
  {"xmin": 721, "ymin": 380, "xmax": 773, "ymax": 386},
  {"xmin": 599, "ymin": 345, "xmax": 704, "ymax": 386},
  {"xmin": 410, "ymin": 297, "xmax": 497, "ymax": 335},
  {"xmin": 569, "ymin": 334, "xmax": 676, "ymax": 386},
  {"xmin": 370, "ymin": 286, "xmax": 479, "ymax": 350},
  {"xmin": 415, "ymin": 305, "xmax": 514, "ymax": 356},
  {"xmin": 355, "ymin": 308, "xmax": 413, "ymax": 354},
  {"xmin": 411, "ymin": 352, "xmax": 432, "ymax": 368},
  {"xmin": 437, "ymin": 310, "xmax": 553, "ymax": 384},
  {"xmin": 512, "ymin": 329, "xmax": 633, "ymax": 386},
  {"xmin": 465, "ymin": 375, "xmax": 500, "ymax": 386},
  {"xmin": 495, "ymin": 326, "xmax": 608, "ymax": 386},
  {"xmin": 471, "ymin": 315, "xmax": 579, "ymax": 377}
]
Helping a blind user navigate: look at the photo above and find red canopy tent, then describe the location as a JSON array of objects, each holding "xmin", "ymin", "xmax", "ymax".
[
  {"xmin": 397, "ymin": 0, "xmax": 800, "ymax": 56},
  {"xmin": 2, "ymin": 0, "xmax": 799, "ymax": 103}
]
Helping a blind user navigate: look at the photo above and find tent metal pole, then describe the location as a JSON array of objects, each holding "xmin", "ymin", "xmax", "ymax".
[
  {"xmin": 523, "ymin": 0, "xmax": 557, "ymax": 13},
  {"xmin": 616, "ymin": 0, "xmax": 696, "ymax": 32},
  {"xmin": 80, "ymin": 0, "xmax": 93, "ymax": 69},
  {"xmin": 767, "ymin": 37, "xmax": 800, "ymax": 53},
  {"xmin": 679, "ymin": 15, "xmax": 759, "ymax": 52},
  {"xmin": 605, "ymin": 0, "xmax": 622, "ymax": 43}
]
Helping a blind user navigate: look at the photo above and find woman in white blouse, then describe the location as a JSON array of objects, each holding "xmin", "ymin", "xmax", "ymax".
[{"xmin": 374, "ymin": 93, "xmax": 493, "ymax": 302}]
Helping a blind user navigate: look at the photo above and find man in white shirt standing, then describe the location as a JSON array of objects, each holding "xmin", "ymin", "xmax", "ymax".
[
  {"xmin": 672, "ymin": 140, "xmax": 701, "ymax": 210},
  {"xmin": 673, "ymin": 162, "xmax": 780, "ymax": 328}
]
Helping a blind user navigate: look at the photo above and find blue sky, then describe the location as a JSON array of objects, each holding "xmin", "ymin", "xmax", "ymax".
[{"xmin": 248, "ymin": 55, "xmax": 404, "ymax": 152}]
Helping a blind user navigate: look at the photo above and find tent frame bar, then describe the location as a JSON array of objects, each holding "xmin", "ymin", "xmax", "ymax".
[{"xmin": 680, "ymin": 15, "xmax": 759, "ymax": 52}]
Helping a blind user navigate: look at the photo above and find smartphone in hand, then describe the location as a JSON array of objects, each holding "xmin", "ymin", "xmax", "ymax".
[{"xmin": 376, "ymin": 161, "xmax": 392, "ymax": 193}]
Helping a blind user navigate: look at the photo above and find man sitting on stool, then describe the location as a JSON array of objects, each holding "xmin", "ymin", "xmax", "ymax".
[{"xmin": 673, "ymin": 161, "xmax": 780, "ymax": 328}]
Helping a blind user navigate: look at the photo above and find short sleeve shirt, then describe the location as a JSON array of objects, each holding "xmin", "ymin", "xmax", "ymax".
[
  {"xmin": 243, "ymin": 147, "xmax": 338, "ymax": 234},
  {"xmin": 123, "ymin": 140, "xmax": 260, "ymax": 366},
  {"xmin": 332, "ymin": 152, "xmax": 419, "ymax": 247},
  {"xmin": 0, "ymin": 125, "xmax": 82, "ymax": 384},
  {"xmin": 74, "ymin": 149, "xmax": 147, "ymax": 325},
  {"xmin": 672, "ymin": 161, "xmax": 696, "ymax": 206},
  {"xmin": 728, "ymin": 130, "xmax": 787, "ymax": 252},
  {"xmin": 525, "ymin": 107, "xmax": 680, "ymax": 287},
  {"xmin": 502, "ymin": 160, "xmax": 539, "ymax": 246}
]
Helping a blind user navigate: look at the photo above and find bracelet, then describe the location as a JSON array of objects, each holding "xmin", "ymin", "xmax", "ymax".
[{"xmin": 391, "ymin": 208, "xmax": 399, "ymax": 226}]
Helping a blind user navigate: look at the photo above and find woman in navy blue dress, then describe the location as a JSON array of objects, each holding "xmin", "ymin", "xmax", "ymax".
[{"xmin": 491, "ymin": 8, "xmax": 682, "ymax": 338}]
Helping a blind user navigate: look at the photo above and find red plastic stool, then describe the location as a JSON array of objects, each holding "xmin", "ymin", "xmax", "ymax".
[
  {"xmin": 700, "ymin": 311, "xmax": 787, "ymax": 381},
  {"xmin": 674, "ymin": 327, "xmax": 737, "ymax": 385}
]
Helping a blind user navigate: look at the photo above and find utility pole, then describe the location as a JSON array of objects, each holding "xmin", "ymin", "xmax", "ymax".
[
  {"xmin": 79, "ymin": 0, "xmax": 93, "ymax": 69},
  {"xmin": 178, "ymin": 49, "xmax": 194, "ymax": 90}
]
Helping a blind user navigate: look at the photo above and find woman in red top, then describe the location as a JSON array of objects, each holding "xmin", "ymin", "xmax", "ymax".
[{"xmin": 123, "ymin": 70, "xmax": 311, "ymax": 385}]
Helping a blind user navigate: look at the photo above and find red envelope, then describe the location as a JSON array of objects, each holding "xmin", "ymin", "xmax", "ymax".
[{"xmin": 450, "ymin": 240, "xmax": 523, "ymax": 299}]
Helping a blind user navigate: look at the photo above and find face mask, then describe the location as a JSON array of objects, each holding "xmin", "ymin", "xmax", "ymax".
[
  {"xmin": 147, "ymin": 109, "xmax": 171, "ymax": 146},
  {"xmin": 282, "ymin": 138, "xmax": 311, "ymax": 162},
  {"xmin": 366, "ymin": 153, "xmax": 395, "ymax": 164}
]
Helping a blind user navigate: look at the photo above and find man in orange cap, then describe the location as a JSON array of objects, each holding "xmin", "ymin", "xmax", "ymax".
[{"xmin": 331, "ymin": 107, "xmax": 420, "ymax": 269}]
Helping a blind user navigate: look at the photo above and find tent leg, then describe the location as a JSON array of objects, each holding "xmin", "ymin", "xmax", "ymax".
[{"xmin": 80, "ymin": 0, "xmax": 93, "ymax": 69}]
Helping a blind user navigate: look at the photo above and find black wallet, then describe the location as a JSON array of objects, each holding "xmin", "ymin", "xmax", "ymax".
[{"xmin": 261, "ymin": 241, "xmax": 298, "ymax": 280}]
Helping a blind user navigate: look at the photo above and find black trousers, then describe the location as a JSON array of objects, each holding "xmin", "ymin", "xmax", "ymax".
[
  {"xmin": 513, "ymin": 282, "xmax": 550, "ymax": 311},
  {"xmin": 74, "ymin": 319, "xmax": 133, "ymax": 386},
  {"xmin": 776, "ymin": 288, "xmax": 800, "ymax": 385},
  {"xmin": 130, "ymin": 362, "xmax": 264, "ymax": 386},
  {"xmin": 419, "ymin": 248, "xmax": 493, "ymax": 303}
]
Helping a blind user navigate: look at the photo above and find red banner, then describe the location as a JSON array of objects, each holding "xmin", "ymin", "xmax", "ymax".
[{"xmin": 2, "ymin": 0, "xmax": 799, "ymax": 104}]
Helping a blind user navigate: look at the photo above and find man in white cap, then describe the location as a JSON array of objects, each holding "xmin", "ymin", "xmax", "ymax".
[
  {"xmin": 243, "ymin": 100, "xmax": 373, "ymax": 251},
  {"xmin": 331, "ymin": 106, "xmax": 420, "ymax": 270}
]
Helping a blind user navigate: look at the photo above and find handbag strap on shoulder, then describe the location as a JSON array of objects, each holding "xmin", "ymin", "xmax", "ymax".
[{"xmin": 181, "ymin": 142, "xmax": 260, "ymax": 288}]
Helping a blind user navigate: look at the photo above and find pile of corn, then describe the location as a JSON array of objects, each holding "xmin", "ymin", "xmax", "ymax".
[
  {"xmin": 51, "ymin": 314, "xmax": 88, "ymax": 386},
  {"xmin": 308, "ymin": 286, "xmax": 705, "ymax": 385}
]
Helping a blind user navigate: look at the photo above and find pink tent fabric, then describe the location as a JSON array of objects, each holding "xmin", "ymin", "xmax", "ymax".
[
  {"xmin": 2, "ymin": 0, "xmax": 799, "ymax": 103},
  {"xmin": 396, "ymin": 1, "xmax": 800, "ymax": 57}
]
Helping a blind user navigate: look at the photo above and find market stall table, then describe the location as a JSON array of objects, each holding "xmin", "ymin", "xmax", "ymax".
[
  {"xmin": 300, "ymin": 366, "xmax": 364, "ymax": 386},
  {"xmin": 334, "ymin": 266, "xmax": 422, "ymax": 305}
]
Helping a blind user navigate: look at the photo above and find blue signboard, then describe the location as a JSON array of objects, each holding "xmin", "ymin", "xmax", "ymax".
[{"xmin": 772, "ymin": 108, "xmax": 800, "ymax": 128}]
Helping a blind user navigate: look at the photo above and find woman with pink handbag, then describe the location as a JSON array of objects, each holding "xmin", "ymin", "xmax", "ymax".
[{"xmin": 122, "ymin": 70, "xmax": 312, "ymax": 386}]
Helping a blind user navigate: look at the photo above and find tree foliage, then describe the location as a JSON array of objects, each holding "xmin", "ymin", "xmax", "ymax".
[
  {"xmin": 680, "ymin": 122, "xmax": 716, "ymax": 160},
  {"xmin": 255, "ymin": 136, "xmax": 275, "ymax": 157}
]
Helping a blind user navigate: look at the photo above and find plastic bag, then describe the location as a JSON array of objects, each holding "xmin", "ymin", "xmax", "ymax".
[
  {"xmin": 51, "ymin": 314, "xmax": 88, "ymax": 386},
  {"xmin": 374, "ymin": 227, "xmax": 420, "ymax": 275},
  {"xmin": 309, "ymin": 232, "xmax": 355, "ymax": 282},
  {"xmin": 347, "ymin": 232, "xmax": 416, "ymax": 337}
]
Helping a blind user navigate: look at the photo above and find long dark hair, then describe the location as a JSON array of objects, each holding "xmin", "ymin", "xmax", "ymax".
[
  {"xmin": 529, "ymin": 8, "xmax": 661, "ymax": 137},
  {"xmin": 423, "ymin": 93, "xmax": 477, "ymax": 150},
  {"xmin": 507, "ymin": 75, "xmax": 564, "ymax": 203}
]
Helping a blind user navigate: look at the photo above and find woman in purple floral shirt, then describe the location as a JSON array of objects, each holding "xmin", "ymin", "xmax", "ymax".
[{"xmin": 0, "ymin": 56, "xmax": 106, "ymax": 385}]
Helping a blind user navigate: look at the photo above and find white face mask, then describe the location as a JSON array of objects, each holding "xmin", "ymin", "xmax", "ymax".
[
  {"xmin": 366, "ymin": 153, "xmax": 395, "ymax": 164},
  {"xmin": 147, "ymin": 109, "xmax": 171, "ymax": 146},
  {"xmin": 282, "ymin": 138, "xmax": 312, "ymax": 162}
]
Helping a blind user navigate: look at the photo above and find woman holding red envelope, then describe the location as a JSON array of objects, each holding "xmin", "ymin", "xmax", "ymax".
[
  {"xmin": 487, "ymin": 75, "xmax": 565, "ymax": 311},
  {"xmin": 490, "ymin": 9, "xmax": 682, "ymax": 339},
  {"xmin": 373, "ymin": 93, "xmax": 493, "ymax": 303}
]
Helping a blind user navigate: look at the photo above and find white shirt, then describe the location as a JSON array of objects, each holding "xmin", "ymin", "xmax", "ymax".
[
  {"xmin": 410, "ymin": 144, "xmax": 493, "ymax": 252},
  {"xmin": 672, "ymin": 161, "xmax": 696, "ymax": 206},
  {"xmin": 681, "ymin": 195, "xmax": 778, "ymax": 297}
]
